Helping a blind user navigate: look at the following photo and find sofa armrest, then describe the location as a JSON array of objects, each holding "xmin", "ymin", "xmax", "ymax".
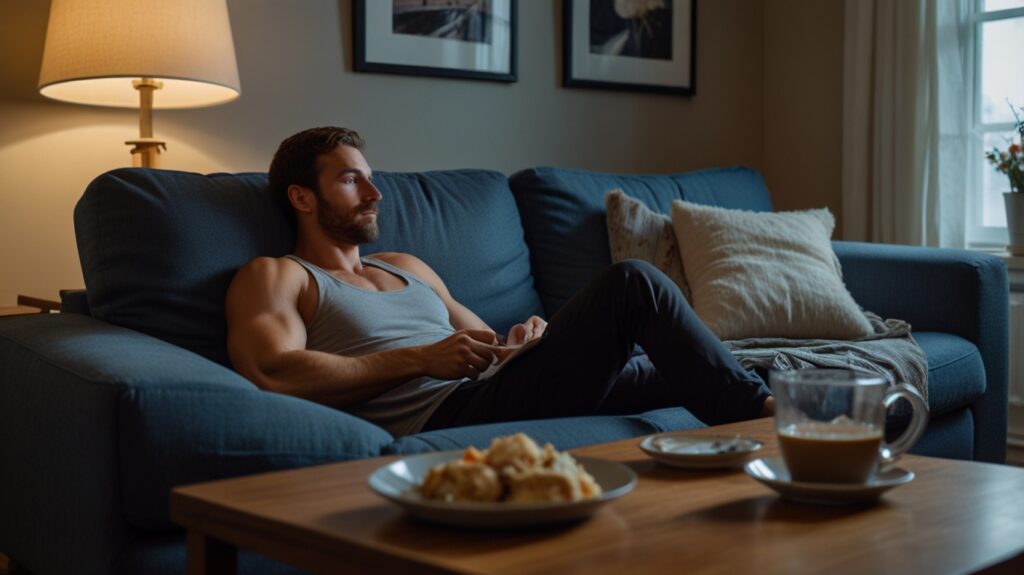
[
  {"xmin": 833, "ymin": 241, "xmax": 1009, "ymax": 463},
  {"xmin": 59, "ymin": 288, "xmax": 90, "ymax": 315},
  {"xmin": 0, "ymin": 314, "xmax": 392, "ymax": 573}
]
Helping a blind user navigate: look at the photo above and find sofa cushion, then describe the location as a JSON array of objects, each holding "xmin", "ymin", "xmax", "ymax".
[
  {"xmin": 76, "ymin": 168, "xmax": 542, "ymax": 367},
  {"xmin": 605, "ymin": 189, "xmax": 690, "ymax": 300},
  {"xmin": 915, "ymin": 331, "xmax": 986, "ymax": 416},
  {"xmin": 76, "ymin": 169, "xmax": 295, "ymax": 366},
  {"xmin": 387, "ymin": 407, "xmax": 706, "ymax": 454},
  {"xmin": 120, "ymin": 382, "xmax": 394, "ymax": 531},
  {"xmin": 509, "ymin": 166, "xmax": 774, "ymax": 316},
  {"xmin": 670, "ymin": 201, "xmax": 871, "ymax": 340},
  {"xmin": 905, "ymin": 408, "xmax": 975, "ymax": 460}
]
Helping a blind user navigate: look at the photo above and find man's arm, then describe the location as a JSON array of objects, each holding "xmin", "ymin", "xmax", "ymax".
[{"xmin": 226, "ymin": 257, "xmax": 503, "ymax": 408}]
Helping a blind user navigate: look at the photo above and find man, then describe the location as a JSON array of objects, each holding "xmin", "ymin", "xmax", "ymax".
[{"xmin": 226, "ymin": 127, "xmax": 773, "ymax": 437}]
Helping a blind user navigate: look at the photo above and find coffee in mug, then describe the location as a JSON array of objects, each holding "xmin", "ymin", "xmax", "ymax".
[
  {"xmin": 777, "ymin": 418, "xmax": 883, "ymax": 483},
  {"xmin": 771, "ymin": 370, "xmax": 928, "ymax": 484}
]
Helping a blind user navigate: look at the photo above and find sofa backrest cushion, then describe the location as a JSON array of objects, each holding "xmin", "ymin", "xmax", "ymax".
[
  {"xmin": 508, "ymin": 166, "xmax": 774, "ymax": 317},
  {"xmin": 76, "ymin": 168, "xmax": 542, "ymax": 366},
  {"xmin": 76, "ymin": 169, "xmax": 294, "ymax": 367}
]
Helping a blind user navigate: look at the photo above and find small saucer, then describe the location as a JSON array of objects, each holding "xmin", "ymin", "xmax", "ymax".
[
  {"xmin": 639, "ymin": 433, "xmax": 763, "ymax": 470},
  {"xmin": 744, "ymin": 456, "xmax": 915, "ymax": 505}
]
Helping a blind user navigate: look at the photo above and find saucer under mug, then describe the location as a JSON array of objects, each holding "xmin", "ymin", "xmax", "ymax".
[{"xmin": 744, "ymin": 456, "xmax": 914, "ymax": 505}]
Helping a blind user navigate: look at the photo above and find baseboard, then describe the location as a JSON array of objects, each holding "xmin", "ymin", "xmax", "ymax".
[
  {"xmin": 1009, "ymin": 399, "xmax": 1024, "ymax": 467},
  {"xmin": 1008, "ymin": 434, "xmax": 1024, "ymax": 467}
]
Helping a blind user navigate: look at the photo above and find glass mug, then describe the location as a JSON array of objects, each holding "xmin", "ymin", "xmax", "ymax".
[{"xmin": 770, "ymin": 369, "xmax": 928, "ymax": 484}]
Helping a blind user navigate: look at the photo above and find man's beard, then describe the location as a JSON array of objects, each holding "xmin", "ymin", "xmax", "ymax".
[{"xmin": 317, "ymin": 199, "xmax": 380, "ymax": 245}]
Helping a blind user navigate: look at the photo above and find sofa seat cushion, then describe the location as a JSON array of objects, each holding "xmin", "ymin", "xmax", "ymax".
[
  {"xmin": 905, "ymin": 408, "xmax": 975, "ymax": 460},
  {"xmin": 916, "ymin": 331, "xmax": 986, "ymax": 417},
  {"xmin": 509, "ymin": 166, "xmax": 773, "ymax": 317},
  {"xmin": 386, "ymin": 407, "xmax": 706, "ymax": 454},
  {"xmin": 120, "ymin": 385, "xmax": 394, "ymax": 532}
]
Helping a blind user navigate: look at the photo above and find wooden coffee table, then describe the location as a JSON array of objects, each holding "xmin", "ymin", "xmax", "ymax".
[{"xmin": 171, "ymin": 418, "xmax": 1024, "ymax": 574}]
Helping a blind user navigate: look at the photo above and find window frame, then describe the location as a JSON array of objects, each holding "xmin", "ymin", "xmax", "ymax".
[{"xmin": 966, "ymin": 1, "xmax": 1024, "ymax": 248}]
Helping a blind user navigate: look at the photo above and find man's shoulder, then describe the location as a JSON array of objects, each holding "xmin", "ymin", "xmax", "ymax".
[
  {"xmin": 238, "ymin": 255, "xmax": 301, "ymax": 272},
  {"xmin": 234, "ymin": 256, "xmax": 308, "ymax": 287},
  {"xmin": 370, "ymin": 252, "xmax": 446, "ymax": 292},
  {"xmin": 368, "ymin": 252, "xmax": 422, "ymax": 268}
]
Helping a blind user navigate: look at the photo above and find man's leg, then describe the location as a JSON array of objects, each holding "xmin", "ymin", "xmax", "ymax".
[{"xmin": 424, "ymin": 260, "xmax": 771, "ymax": 429}]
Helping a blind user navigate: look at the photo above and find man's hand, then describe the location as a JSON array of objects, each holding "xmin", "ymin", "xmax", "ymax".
[
  {"xmin": 505, "ymin": 315, "xmax": 547, "ymax": 347},
  {"xmin": 418, "ymin": 329, "xmax": 509, "ymax": 380}
]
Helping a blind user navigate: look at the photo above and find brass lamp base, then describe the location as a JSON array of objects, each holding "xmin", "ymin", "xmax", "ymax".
[
  {"xmin": 126, "ymin": 138, "xmax": 167, "ymax": 168},
  {"xmin": 129, "ymin": 78, "xmax": 165, "ymax": 168}
]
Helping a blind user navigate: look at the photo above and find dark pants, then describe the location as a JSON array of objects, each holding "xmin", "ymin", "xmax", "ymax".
[{"xmin": 424, "ymin": 260, "xmax": 771, "ymax": 430}]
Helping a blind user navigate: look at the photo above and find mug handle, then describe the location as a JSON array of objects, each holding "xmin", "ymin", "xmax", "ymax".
[{"xmin": 880, "ymin": 383, "xmax": 929, "ymax": 466}]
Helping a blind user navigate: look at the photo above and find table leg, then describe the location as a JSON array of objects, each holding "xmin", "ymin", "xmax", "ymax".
[{"xmin": 187, "ymin": 530, "xmax": 237, "ymax": 575}]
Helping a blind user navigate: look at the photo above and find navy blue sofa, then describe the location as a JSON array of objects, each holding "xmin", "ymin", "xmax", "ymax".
[{"xmin": 0, "ymin": 166, "xmax": 1008, "ymax": 575}]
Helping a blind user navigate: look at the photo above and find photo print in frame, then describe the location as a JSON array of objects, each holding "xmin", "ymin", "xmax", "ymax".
[
  {"xmin": 564, "ymin": 0, "xmax": 696, "ymax": 95},
  {"xmin": 354, "ymin": 0, "xmax": 517, "ymax": 83}
]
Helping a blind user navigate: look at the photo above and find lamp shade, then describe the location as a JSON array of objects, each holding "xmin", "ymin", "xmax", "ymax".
[{"xmin": 38, "ymin": 0, "xmax": 241, "ymax": 109}]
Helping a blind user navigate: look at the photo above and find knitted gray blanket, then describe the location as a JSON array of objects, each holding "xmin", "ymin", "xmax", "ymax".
[{"xmin": 725, "ymin": 311, "xmax": 929, "ymax": 403}]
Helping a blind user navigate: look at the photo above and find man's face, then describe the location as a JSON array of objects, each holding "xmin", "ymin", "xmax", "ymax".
[{"xmin": 311, "ymin": 145, "xmax": 382, "ymax": 245}]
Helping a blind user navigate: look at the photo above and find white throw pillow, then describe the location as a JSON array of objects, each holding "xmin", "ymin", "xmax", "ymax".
[
  {"xmin": 605, "ymin": 189, "xmax": 690, "ymax": 301},
  {"xmin": 670, "ymin": 200, "xmax": 872, "ymax": 340}
]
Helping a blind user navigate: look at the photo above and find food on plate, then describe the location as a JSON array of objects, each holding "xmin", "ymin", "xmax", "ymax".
[
  {"xmin": 417, "ymin": 433, "xmax": 602, "ymax": 503},
  {"xmin": 485, "ymin": 431, "xmax": 543, "ymax": 471}
]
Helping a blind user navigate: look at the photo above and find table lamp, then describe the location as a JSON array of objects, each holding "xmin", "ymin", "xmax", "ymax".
[{"xmin": 37, "ymin": 0, "xmax": 241, "ymax": 168}]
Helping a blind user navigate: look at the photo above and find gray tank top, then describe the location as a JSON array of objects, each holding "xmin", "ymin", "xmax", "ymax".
[{"xmin": 285, "ymin": 255, "xmax": 461, "ymax": 437}]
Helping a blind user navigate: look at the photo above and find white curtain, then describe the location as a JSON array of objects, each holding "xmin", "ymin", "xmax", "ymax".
[{"xmin": 842, "ymin": 0, "xmax": 971, "ymax": 247}]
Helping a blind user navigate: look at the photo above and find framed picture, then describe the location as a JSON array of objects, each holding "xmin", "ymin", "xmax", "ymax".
[
  {"xmin": 354, "ymin": 1, "xmax": 517, "ymax": 83},
  {"xmin": 563, "ymin": 0, "xmax": 696, "ymax": 95}
]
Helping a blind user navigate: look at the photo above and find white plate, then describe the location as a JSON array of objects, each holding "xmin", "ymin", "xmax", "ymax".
[
  {"xmin": 744, "ymin": 456, "xmax": 915, "ymax": 505},
  {"xmin": 367, "ymin": 451, "xmax": 637, "ymax": 528},
  {"xmin": 639, "ymin": 433, "xmax": 763, "ymax": 470}
]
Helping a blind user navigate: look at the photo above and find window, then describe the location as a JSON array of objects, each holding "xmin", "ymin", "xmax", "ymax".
[{"xmin": 967, "ymin": 0, "xmax": 1024, "ymax": 247}]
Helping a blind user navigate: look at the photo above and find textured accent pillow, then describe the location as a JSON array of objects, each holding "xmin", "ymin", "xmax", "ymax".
[
  {"xmin": 670, "ymin": 200, "xmax": 872, "ymax": 340},
  {"xmin": 605, "ymin": 189, "xmax": 690, "ymax": 301}
]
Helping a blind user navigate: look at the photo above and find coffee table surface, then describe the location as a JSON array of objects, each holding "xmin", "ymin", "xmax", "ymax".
[{"xmin": 171, "ymin": 418, "xmax": 1024, "ymax": 575}]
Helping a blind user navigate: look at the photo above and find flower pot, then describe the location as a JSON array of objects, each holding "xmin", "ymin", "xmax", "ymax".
[{"xmin": 1005, "ymin": 192, "xmax": 1024, "ymax": 255}]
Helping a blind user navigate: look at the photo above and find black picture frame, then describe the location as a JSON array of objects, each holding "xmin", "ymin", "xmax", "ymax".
[
  {"xmin": 354, "ymin": 1, "xmax": 517, "ymax": 83},
  {"xmin": 563, "ymin": 0, "xmax": 696, "ymax": 96}
]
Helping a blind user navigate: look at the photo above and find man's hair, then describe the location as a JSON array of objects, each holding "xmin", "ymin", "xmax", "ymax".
[{"xmin": 268, "ymin": 127, "xmax": 365, "ymax": 214}]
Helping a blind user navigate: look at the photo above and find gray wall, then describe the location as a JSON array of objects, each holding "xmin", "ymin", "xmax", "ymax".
[{"xmin": 0, "ymin": 0, "xmax": 828, "ymax": 305}]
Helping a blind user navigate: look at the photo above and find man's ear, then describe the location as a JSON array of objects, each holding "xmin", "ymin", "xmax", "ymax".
[{"xmin": 287, "ymin": 184, "xmax": 316, "ymax": 214}]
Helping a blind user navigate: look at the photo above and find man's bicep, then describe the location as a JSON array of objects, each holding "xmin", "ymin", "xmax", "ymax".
[
  {"xmin": 225, "ymin": 261, "xmax": 307, "ymax": 378},
  {"xmin": 228, "ymin": 311, "xmax": 305, "ymax": 366},
  {"xmin": 447, "ymin": 300, "xmax": 491, "ymax": 332}
]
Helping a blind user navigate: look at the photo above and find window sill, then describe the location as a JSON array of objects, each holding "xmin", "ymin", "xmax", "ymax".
[{"xmin": 968, "ymin": 246, "xmax": 1024, "ymax": 268}]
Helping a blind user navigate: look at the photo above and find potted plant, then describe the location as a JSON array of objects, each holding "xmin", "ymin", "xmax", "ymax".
[{"xmin": 986, "ymin": 103, "xmax": 1024, "ymax": 254}]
